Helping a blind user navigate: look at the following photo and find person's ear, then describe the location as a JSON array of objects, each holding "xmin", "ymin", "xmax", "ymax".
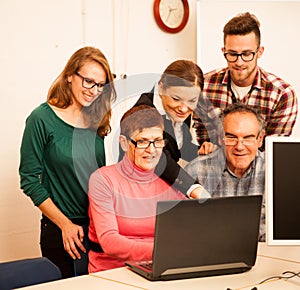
[
  {"xmin": 119, "ymin": 135, "xmax": 129, "ymax": 152},
  {"xmin": 218, "ymin": 136, "xmax": 224, "ymax": 146},
  {"xmin": 158, "ymin": 81, "xmax": 164, "ymax": 95},
  {"xmin": 257, "ymin": 130, "xmax": 265, "ymax": 148},
  {"xmin": 257, "ymin": 46, "xmax": 264, "ymax": 59}
]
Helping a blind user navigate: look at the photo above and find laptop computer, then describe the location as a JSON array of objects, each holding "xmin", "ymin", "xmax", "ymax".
[{"xmin": 126, "ymin": 195, "xmax": 262, "ymax": 281}]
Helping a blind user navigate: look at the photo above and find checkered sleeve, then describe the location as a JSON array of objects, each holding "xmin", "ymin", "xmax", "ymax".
[
  {"xmin": 266, "ymin": 85, "xmax": 298, "ymax": 136},
  {"xmin": 193, "ymin": 94, "xmax": 223, "ymax": 145}
]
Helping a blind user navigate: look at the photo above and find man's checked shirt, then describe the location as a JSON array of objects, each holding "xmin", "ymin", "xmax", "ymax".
[
  {"xmin": 185, "ymin": 148, "xmax": 265, "ymax": 241},
  {"xmin": 194, "ymin": 67, "xmax": 298, "ymax": 145}
]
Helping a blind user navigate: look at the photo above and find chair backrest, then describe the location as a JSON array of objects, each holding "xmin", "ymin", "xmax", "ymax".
[{"xmin": 0, "ymin": 257, "xmax": 62, "ymax": 290}]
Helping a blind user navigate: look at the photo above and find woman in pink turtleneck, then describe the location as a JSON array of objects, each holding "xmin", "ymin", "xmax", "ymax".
[{"xmin": 88, "ymin": 105, "xmax": 187, "ymax": 273}]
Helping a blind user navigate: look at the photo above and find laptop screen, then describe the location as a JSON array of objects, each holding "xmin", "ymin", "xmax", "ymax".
[{"xmin": 151, "ymin": 196, "xmax": 262, "ymax": 277}]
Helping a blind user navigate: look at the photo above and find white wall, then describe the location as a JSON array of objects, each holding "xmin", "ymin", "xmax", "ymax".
[
  {"xmin": 0, "ymin": 0, "xmax": 197, "ymax": 262},
  {"xmin": 197, "ymin": 0, "xmax": 300, "ymax": 137}
]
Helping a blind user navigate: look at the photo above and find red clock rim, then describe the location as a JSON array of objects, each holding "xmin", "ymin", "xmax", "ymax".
[{"xmin": 153, "ymin": 0, "xmax": 189, "ymax": 33}]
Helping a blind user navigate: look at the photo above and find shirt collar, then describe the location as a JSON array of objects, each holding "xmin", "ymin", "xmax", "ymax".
[
  {"xmin": 153, "ymin": 84, "xmax": 182, "ymax": 126},
  {"xmin": 153, "ymin": 84, "xmax": 165, "ymax": 115}
]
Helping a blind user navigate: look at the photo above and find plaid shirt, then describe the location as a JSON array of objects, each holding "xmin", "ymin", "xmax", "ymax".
[
  {"xmin": 185, "ymin": 148, "xmax": 265, "ymax": 241},
  {"xmin": 194, "ymin": 67, "xmax": 298, "ymax": 145}
]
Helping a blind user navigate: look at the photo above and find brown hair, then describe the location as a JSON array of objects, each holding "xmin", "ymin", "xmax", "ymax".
[
  {"xmin": 159, "ymin": 59, "xmax": 204, "ymax": 91},
  {"xmin": 47, "ymin": 46, "xmax": 116, "ymax": 136},
  {"xmin": 223, "ymin": 12, "xmax": 261, "ymax": 46},
  {"xmin": 120, "ymin": 105, "xmax": 164, "ymax": 138}
]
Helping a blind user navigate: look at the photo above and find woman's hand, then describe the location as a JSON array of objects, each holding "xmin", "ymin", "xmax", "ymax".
[
  {"xmin": 38, "ymin": 198, "xmax": 86, "ymax": 260},
  {"xmin": 61, "ymin": 221, "xmax": 86, "ymax": 260},
  {"xmin": 189, "ymin": 185, "xmax": 211, "ymax": 200},
  {"xmin": 198, "ymin": 141, "xmax": 218, "ymax": 155}
]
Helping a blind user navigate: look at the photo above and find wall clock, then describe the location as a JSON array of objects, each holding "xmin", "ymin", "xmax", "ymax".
[{"xmin": 153, "ymin": 0, "xmax": 189, "ymax": 33}]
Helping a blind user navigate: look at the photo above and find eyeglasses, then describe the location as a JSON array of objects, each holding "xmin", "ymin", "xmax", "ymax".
[
  {"xmin": 129, "ymin": 138, "xmax": 167, "ymax": 149},
  {"xmin": 223, "ymin": 47, "xmax": 259, "ymax": 62},
  {"xmin": 223, "ymin": 134, "xmax": 260, "ymax": 146},
  {"xmin": 75, "ymin": 72, "xmax": 106, "ymax": 93}
]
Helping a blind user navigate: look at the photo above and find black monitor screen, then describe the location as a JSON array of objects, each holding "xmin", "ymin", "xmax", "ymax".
[{"xmin": 266, "ymin": 136, "xmax": 300, "ymax": 245}]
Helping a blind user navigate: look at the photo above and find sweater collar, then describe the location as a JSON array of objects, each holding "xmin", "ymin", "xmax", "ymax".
[{"xmin": 118, "ymin": 155, "xmax": 158, "ymax": 182}]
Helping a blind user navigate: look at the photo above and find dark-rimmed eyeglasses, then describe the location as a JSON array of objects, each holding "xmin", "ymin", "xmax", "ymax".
[
  {"xmin": 129, "ymin": 139, "xmax": 167, "ymax": 149},
  {"xmin": 224, "ymin": 47, "xmax": 259, "ymax": 62},
  {"xmin": 75, "ymin": 72, "xmax": 105, "ymax": 93},
  {"xmin": 223, "ymin": 132, "xmax": 261, "ymax": 146}
]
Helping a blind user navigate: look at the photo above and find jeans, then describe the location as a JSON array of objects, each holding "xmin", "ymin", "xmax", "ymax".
[{"xmin": 40, "ymin": 216, "xmax": 89, "ymax": 278}]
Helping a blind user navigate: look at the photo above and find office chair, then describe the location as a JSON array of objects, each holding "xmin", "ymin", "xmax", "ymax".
[{"xmin": 0, "ymin": 257, "xmax": 62, "ymax": 290}]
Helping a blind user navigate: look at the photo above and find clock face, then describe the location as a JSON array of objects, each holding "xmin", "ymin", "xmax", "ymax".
[
  {"xmin": 159, "ymin": 0, "xmax": 184, "ymax": 29},
  {"xmin": 154, "ymin": 0, "xmax": 189, "ymax": 33}
]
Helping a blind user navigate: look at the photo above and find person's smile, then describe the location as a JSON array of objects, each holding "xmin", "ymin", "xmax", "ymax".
[
  {"xmin": 174, "ymin": 110, "xmax": 189, "ymax": 119},
  {"xmin": 232, "ymin": 152, "xmax": 248, "ymax": 159},
  {"xmin": 82, "ymin": 92, "xmax": 97, "ymax": 103}
]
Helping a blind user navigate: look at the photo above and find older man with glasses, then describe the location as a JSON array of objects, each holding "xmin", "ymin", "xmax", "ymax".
[
  {"xmin": 186, "ymin": 103, "xmax": 266, "ymax": 241},
  {"xmin": 195, "ymin": 12, "xmax": 298, "ymax": 155}
]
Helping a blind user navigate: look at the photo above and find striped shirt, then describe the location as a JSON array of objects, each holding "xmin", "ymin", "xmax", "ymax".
[
  {"xmin": 185, "ymin": 149, "xmax": 265, "ymax": 241},
  {"xmin": 194, "ymin": 67, "xmax": 298, "ymax": 145}
]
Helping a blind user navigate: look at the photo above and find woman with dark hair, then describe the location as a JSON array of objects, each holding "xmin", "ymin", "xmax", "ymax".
[
  {"xmin": 19, "ymin": 46, "xmax": 116, "ymax": 278},
  {"xmin": 132, "ymin": 60, "xmax": 207, "ymax": 198}
]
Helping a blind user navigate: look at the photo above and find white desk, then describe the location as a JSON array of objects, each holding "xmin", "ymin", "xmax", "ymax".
[{"xmin": 19, "ymin": 243, "xmax": 300, "ymax": 290}]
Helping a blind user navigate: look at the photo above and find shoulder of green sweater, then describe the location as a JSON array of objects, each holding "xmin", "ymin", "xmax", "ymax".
[
  {"xmin": 28, "ymin": 102, "xmax": 52, "ymax": 119},
  {"xmin": 24, "ymin": 102, "xmax": 63, "ymax": 134}
]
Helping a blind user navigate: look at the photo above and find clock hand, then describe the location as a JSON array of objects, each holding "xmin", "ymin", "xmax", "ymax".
[
  {"xmin": 166, "ymin": 6, "xmax": 177, "ymax": 21},
  {"xmin": 166, "ymin": 5, "xmax": 174, "ymax": 21},
  {"xmin": 166, "ymin": 9, "xmax": 172, "ymax": 22}
]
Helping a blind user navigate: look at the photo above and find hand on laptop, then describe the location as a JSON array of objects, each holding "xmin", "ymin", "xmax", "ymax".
[{"xmin": 189, "ymin": 185, "xmax": 211, "ymax": 200}]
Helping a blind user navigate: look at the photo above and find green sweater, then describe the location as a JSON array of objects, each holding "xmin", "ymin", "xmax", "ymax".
[{"xmin": 19, "ymin": 102, "xmax": 106, "ymax": 219}]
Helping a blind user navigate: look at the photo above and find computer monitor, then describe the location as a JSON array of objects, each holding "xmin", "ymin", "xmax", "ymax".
[{"xmin": 266, "ymin": 136, "xmax": 300, "ymax": 245}]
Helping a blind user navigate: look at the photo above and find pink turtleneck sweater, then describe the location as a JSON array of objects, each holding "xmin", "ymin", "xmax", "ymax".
[{"xmin": 88, "ymin": 155, "xmax": 186, "ymax": 273}]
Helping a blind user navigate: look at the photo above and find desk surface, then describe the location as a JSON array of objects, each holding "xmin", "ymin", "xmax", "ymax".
[{"xmin": 19, "ymin": 243, "xmax": 300, "ymax": 290}]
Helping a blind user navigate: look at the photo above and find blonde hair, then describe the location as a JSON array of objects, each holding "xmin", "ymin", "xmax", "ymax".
[{"xmin": 47, "ymin": 46, "xmax": 116, "ymax": 136}]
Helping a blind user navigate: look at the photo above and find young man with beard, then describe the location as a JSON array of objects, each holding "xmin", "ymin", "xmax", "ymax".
[{"xmin": 195, "ymin": 12, "xmax": 298, "ymax": 154}]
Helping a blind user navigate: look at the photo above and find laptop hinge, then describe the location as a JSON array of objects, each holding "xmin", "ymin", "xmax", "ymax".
[{"xmin": 162, "ymin": 262, "xmax": 248, "ymax": 275}]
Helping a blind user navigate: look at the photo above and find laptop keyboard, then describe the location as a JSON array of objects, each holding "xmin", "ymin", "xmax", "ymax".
[{"xmin": 139, "ymin": 261, "xmax": 153, "ymax": 271}]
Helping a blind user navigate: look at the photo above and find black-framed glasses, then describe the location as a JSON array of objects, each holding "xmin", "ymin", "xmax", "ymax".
[
  {"xmin": 75, "ymin": 72, "xmax": 106, "ymax": 93},
  {"xmin": 129, "ymin": 138, "xmax": 167, "ymax": 149},
  {"xmin": 223, "ymin": 132, "xmax": 261, "ymax": 146},
  {"xmin": 224, "ymin": 47, "xmax": 259, "ymax": 62}
]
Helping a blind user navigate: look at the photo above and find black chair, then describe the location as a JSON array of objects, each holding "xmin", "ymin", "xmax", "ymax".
[{"xmin": 0, "ymin": 257, "xmax": 62, "ymax": 290}]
